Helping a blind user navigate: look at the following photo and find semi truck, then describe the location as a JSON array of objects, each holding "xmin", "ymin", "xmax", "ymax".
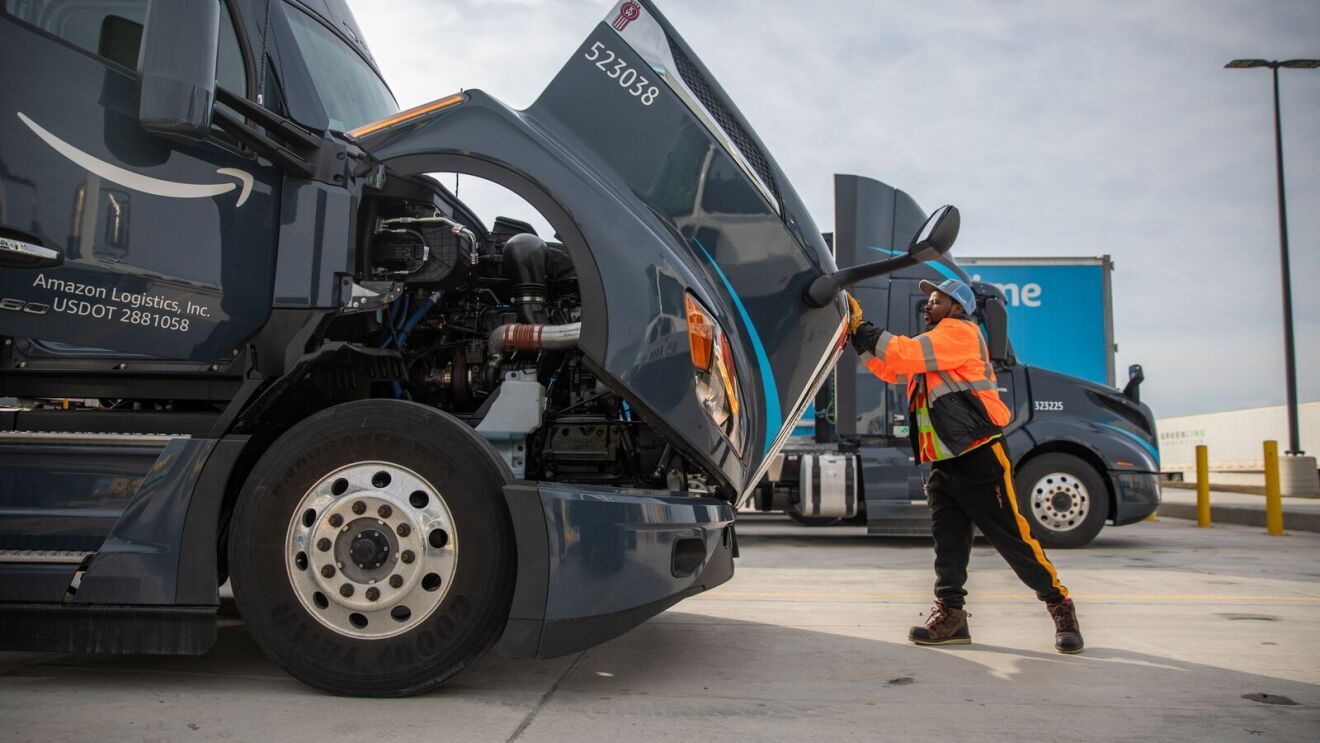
[
  {"xmin": 754, "ymin": 176, "xmax": 1161, "ymax": 549},
  {"xmin": 0, "ymin": 0, "xmax": 961, "ymax": 695}
]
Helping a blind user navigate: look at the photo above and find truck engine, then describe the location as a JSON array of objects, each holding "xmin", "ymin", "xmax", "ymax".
[{"xmin": 348, "ymin": 175, "xmax": 705, "ymax": 494}]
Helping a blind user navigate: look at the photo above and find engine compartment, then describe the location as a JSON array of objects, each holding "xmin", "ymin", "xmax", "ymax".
[
  {"xmin": 348, "ymin": 174, "xmax": 715, "ymax": 495},
  {"xmin": 0, "ymin": 172, "xmax": 722, "ymax": 497}
]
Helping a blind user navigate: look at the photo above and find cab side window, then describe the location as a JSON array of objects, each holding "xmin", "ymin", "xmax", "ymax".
[
  {"xmin": 3, "ymin": 0, "xmax": 248, "ymax": 100},
  {"xmin": 2, "ymin": 0, "xmax": 148, "ymax": 68}
]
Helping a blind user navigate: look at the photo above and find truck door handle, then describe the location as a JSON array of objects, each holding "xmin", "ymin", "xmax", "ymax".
[{"xmin": 0, "ymin": 234, "xmax": 63, "ymax": 269}]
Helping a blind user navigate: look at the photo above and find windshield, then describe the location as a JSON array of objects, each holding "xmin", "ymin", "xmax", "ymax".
[{"xmin": 284, "ymin": 3, "xmax": 397, "ymax": 132}]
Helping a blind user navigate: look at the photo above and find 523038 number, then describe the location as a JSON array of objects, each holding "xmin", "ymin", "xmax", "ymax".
[{"xmin": 585, "ymin": 41, "xmax": 660, "ymax": 106}]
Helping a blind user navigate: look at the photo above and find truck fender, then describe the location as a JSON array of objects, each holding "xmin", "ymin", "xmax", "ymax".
[{"xmin": 1014, "ymin": 418, "xmax": 1155, "ymax": 523}]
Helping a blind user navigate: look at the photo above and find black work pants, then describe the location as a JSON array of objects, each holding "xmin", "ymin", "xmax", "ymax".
[{"xmin": 927, "ymin": 440, "xmax": 1068, "ymax": 607}]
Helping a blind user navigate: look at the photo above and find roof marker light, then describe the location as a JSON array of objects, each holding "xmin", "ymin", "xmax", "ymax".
[{"xmin": 347, "ymin": 93, "xmax": 467, "ymax": 140}]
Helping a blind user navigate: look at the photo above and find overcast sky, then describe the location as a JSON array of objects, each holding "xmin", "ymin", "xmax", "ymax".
[{"xmin": 347, "ymin": 0, "xmax": 1319, "ymax": 421}]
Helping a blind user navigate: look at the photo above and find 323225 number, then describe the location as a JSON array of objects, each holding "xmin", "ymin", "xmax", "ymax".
[{"xmin": 584, "ymin": 41, "xmax": 659, "ymax": 106}]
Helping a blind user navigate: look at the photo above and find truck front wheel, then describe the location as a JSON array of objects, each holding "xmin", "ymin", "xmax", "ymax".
[
  {"xmin": 229, "ymin": 400, "xmax": 514, "ymax": 696},
  {"xmin": 1013, "ymin": 453, "xmax": 1108, "ymax": 549}
]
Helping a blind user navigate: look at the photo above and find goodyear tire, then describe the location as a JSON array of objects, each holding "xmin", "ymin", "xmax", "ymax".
[
  {"xmin": 1013, "ymin": 453, "xmax": 1108, "ymax": 549},
  {"xmin": 229, "ymin": 400, "xmax": 514, "ymax": 696}
]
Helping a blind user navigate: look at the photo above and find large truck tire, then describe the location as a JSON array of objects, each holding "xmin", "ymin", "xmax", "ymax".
[
  {"xmin": 1013, "ymin": 453, "xmax": 1108, "ymax": 549},
  {"xmin": 229, "ymin": 399, "xmax": 515, "ymax": 696}
]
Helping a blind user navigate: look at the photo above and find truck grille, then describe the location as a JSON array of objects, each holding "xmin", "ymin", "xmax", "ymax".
[{"xmin": 667, "ymin": 38, "xmax": 781, "ymax": 207}]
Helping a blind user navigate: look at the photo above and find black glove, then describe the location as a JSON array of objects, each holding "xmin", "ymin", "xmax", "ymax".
[{"xmin": 852, "ymin": 321, "xmax": 882, "ymax": 355}]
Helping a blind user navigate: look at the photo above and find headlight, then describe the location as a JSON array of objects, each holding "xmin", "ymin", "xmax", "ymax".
[{"xmin": 685, "ymin": 293, "xmax": 745, "ymax": 455}]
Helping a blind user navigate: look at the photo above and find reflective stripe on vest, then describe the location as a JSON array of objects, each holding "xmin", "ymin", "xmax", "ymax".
[
  {"xmin": 917, "ymin": 334, "xmax": 939, "ymax": 372},
  {"xmin": 874, "ymin": 331, "xmax": 896, "ymax": 362},
  {"xmin": 928, "ymin": 370, "xmax": 998, "ymax": 405}
]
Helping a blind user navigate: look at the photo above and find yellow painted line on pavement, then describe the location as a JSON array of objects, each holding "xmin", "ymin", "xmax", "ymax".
[{"xmin": 696, "ymin": 591, "xmax": 1320, "ymax": 603}]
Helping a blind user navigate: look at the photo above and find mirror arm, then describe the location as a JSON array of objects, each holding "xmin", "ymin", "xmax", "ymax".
[
  {"xmin": 215, "ymin": 87, "xmax": 323, "ymax": 150},
  {"xmin": 212, "ymin": 108, "xmax": 315, "ymax": 178},
  {"xmin": 803, "ymin": 254, "xmax": 916, "ymax": 308}
]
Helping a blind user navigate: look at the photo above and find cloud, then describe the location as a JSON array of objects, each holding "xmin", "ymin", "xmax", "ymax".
[{"xmin": 347, "ymin": 0, "xmax": 1320, "ymax": 420}]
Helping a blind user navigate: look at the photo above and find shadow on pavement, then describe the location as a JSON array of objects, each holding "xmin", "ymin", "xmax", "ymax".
[{"xmin": 2, "ymin": 603, "xmax": 1316, "ymax": 742}]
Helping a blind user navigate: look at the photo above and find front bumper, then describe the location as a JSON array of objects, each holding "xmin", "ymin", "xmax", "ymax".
[
  {"xmin": 496, "ymin": 482, "xmax": 735, "ymax": 659},
  {"xmin": 1110, "ymin": 471, "xmax": 1162, "ymax": 525}
]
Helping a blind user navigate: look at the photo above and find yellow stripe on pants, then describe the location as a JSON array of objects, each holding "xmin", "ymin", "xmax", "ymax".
[{"xmin": 991, "ymin": 442, "xmax": 1068, "ymax": 600}]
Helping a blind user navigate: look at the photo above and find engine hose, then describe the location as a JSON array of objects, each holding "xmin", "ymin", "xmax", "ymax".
[
  {"xmin": 488, "ymin": 322, "xmax": 581, "ymax": 354},
  {"xmin": 397, "ymin": 291, "xmax": 441, "ymax": 343},
  {"xmin": 393, "ymin": 293, "xmax": 410, "ymax": 331},
  {"xmin": 485, "ymin": 321, "xmax": 581, "ymax": 388},
  {"xmin": 501, "ymin": 233, "xmax": 550, "ymax": 324}
]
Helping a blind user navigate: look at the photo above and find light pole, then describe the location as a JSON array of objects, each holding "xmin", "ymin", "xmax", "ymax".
[{"xmin": 1225, "ymin": 58, "xmax": 1320, "ymax": 456}]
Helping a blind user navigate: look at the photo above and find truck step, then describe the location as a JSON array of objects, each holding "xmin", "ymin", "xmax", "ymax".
[
  {"xmin": 0, "ymin": 549, "xmax": 95, "ymax": 564},
  {"xmin": 866, "ymin": 500, "xmax": 933, "ymax": 536},
  {"xmin": 0, "ymin": 431, "xmax": 178, "ymax": 445},
  {"xmin": 0, "ymin": 604, "xmax": 216, "ymax": 655},
  {"xmin": 866, "ymin": 520, "xmax": 935, "ymax": 537}
]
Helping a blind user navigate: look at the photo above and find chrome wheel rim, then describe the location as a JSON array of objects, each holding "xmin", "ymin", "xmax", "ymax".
[
  {"xmin": 1029, "ymin": 471, "xmax": 1090, "ymax": 533},
  {"xmin": 285, "ymin": 461, "xmax": 457, "ymax": 639}
]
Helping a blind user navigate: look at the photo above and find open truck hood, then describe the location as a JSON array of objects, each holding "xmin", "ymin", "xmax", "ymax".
[{"xmin": 351, "ymin": 1, "xmax": 847, "ymax": 499}]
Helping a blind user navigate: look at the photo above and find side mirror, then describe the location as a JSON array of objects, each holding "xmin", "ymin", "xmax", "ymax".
[
  {"xmin": 1123, "ymin": 364, "xmax": 1145, "ymax": 403},
  {"xmin": 137, "ymin": 0, "xmax": 220, "ymax": 142},
  {"xmin": 804, "ymin": 205, "xmax": 960, "ymax": 308},
  {"xmin": 981, "ymin": 294, "xmax": 1011, "ymax": 364},
  {"xmin": 970, "ymin": 281, "xmax": 1013, "ymax": 366},
  {"xmin": 906, "ymin": 205, "xmax": 960, "ymax": 262}
]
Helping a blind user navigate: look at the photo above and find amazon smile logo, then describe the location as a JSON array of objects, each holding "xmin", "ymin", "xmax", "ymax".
[{"xmin": 17, "ymin": 112, "xmax": 254, "ymax": 207}]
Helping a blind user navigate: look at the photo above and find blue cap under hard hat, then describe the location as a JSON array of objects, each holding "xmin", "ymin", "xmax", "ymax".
[{"xmin": 918, "ymin": 278, "xmax": 977, "ymax": 317}]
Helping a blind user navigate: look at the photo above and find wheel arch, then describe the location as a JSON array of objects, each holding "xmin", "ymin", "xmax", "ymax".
[{"xmin": 214, "ymin": 344, "xmax": 437, "ymax": 583}]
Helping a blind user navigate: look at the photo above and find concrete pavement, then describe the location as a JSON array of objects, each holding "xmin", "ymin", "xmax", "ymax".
[{"xmin": 1, "ymin": 515, "xmax": 1317, "ymax": 741}]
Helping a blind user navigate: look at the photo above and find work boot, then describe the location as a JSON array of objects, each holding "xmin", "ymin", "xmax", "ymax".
[
  {"xmin": 1047, "ymin": 598, "xmax": 1084, "ymax": 654},
  {"xmin": 908, "ymin": 600, "xmax": 970, "ymax": 645}
]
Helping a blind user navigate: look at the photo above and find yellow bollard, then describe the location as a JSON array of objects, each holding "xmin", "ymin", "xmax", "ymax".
[
  {"xmin": 1264, "ymin": 440, "xmax": 1284, "ymax": 536},
  {"xmin": 1196, "ymin": 444, "xmax": 1211, "ymax": 527}
]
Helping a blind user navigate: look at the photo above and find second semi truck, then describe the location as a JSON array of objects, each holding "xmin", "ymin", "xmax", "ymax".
[{"xmin": 755, "ymin": 176, "xmax": 1161, "ymax": 548}]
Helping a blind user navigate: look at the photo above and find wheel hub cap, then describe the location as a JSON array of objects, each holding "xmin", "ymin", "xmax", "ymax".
[
  {"xmin": 285, "ymin": 462, "xmax": 457, "ymax": 639},
  {"xmin": 350, "ymin": 529, "xmax": 389, "ymax": 570},
  {"xmin": 1029, "ymin": 472, "xmax": 1090, "ymax": 533}
]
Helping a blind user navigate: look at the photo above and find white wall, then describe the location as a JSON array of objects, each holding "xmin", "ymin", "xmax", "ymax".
[{"xmin": 1158, "ymin": 402, "xmax": 1320, "ymax": 476}]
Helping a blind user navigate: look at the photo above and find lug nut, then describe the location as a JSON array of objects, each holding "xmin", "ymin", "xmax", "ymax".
[
  {"xmin": 321, "ymin": 565, "xmax": 336, "ymax": 578},
  {"xmin": 396, "ymin": 523, "xmax": 411, "ymax": 537},
  {"xmin": 328, "ymin": 514, "xmax": 343, "ymax": 528},
  {"xmin": 366, "ymin": 587, "xmax": 380, "ymax": 601},
  {"xmin": 400, "ymin": 550, "xmax": 415, "ymax": 564},
  {"xmin": 352, "ymin": 501, "xmax": 366, "ymax": 515},
  {"xmin": 340, "ymin": 583, "xmax": 354, "ymax": 597},
  {"xmin": 388, "ymin": 574, "xmax": 403, "ymax": 589},
  {"xmin": 377, "ymin": 504, "xmax": 393, "ymax": 519},
  {"xmin": 317, "ymin": 538, "xmax": 332, "ymax": 552}
]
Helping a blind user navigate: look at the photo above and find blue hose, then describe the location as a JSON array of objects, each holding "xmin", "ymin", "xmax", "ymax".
[
  {"xmin": 394, "ymin": 294, "xmax": 410, "ymax": 331},
  {"xmin": 379, "ymin": 291, "xmax": 441, "ymax": 397},
  {"xmin": 396, "ymin": 291, "xmax": 440, "ymax": 347}
]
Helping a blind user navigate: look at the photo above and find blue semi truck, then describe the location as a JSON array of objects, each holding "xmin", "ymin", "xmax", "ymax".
[{"xmin": 755, "ymin": 176, "xmax": 1162, "ymax": 549}]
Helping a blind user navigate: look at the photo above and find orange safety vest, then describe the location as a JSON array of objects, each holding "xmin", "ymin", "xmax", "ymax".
[{"xmin": 859, "ymin": 318, "xmax": 1011, "ymax": 458}]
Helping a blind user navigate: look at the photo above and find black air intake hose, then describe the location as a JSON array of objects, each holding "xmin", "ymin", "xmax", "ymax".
[{"xmin": 502, "ymin": 233, "xmax": 549, "ymax": 323}]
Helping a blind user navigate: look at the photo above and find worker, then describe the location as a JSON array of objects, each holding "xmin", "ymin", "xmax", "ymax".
[{"xmin": 848, "ymin": 278, "xmax": 1083, "ymax": 654}]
